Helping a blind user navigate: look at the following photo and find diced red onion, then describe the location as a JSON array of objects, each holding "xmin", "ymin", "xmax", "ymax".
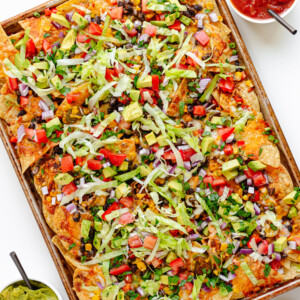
[
  {"xmin": 205, "ymin": 188, "xmax": 212, "ymax": 196},
  {"xmin": 248, "ymin": 186, "xmax": 255, "ymax": 194},
  {"xmin": 52, "ymin": 42, "xmax": 61, "ymax": 48},
  {"xmin": 206, "ymin": 217, "xmax": 212, "ymax": 222},
  {"xmin": 228, "ymin": 272, "xmax": 236, "ymax": 281},
  {"xmin": 162, "ymin": 77, "xmax": 169, "ymax": 87},
  {"xmin": 264, "ymin": 173, "xmax": 269, "ymax": 184},
  {"xmin": 134, "ymin": 20, "xmax": 142, "ymax": 28},
  {"xmin": 58, "ymin": 32, "xmax": 65, "ymax": 38},
  {"xmin": 83, "ymin": 49, "xmax": 97, "ymax": 62},
  {"xmin": 263, "ymin": 256, "xmax": 273, "ymax": 264},
  {"xmin": 168, "ymin": 164, "xmax": 177, "ymax": 175},
  {"xmin": 153, "ymin": 159, "xmax": 161, "ymax": 168},
  {"xmin": 75, "ymin": 47, "xmax": 83, "ymax": 55},
  {"xmin": 240, "ymin": 248, "xmax": 254, "ymax": 255},
  {"xmin": 277, "ymin": 268, "xmax": 284, "ymax": 274},
  {"xmin": 39, "ymin": 100, "xmax": 49, "ymax": 112},
  {"xmin": 98, "ymin": 154, "xmax": 105, "ymax": 160},
  {"xmin": 66, "ymin": 11, "xmax": 74, "ymax": 21},
  {"xmin": 184, "ymin": 161, "xmax": 191, "ymax": 171},
  {"xmin": 232, "ymin": 240, "xmax": 240, "ymax": 254},
  {"xmin": 289, "ymin": 241, "xmax": 297, "ymax": 250},
  {"xmin": 234, "ymin": 174, "xmax": 247, "ymax": 184},
  {"xmin": 197, "ymin": 78, "xmax": 211, "ymax": 93},
  {"xmin": 84, "ymin": 15, "xmax": 92, "ymax": 23},
  {"xmin": 253, "ymin": 203, "xmax": 261, "ymax": 215},
  {"xmin": 229, "ymin": 55, "xmax": 239, "ymax": 63},
  {"xmin": 71, "ymin": 25, "xmax": 79, "ymax": 30},
  {"xmin": 52, "ymin": 21, "xmax": 63, "ymax": 29},
  {"xmin": 199, "ymin": 168, "xmax": 207, "ymax": 177},
  {"xmin": 138, "ymin": 34, "xmax": 150, "ymax": 43},
  {"xmin": 136, "ymin": 287, "xmax": 144, "ymax": 296},
  {"xmin": 209, "ymin": 12, "xmax": 218, "ymax": 22},
  {"xmin": 167, "ymin": 270, "xmax": 174, "ymax": 276},
  {"xmin": 17, "ymin": 125, "xmax": 25, "ymax": 143},
  {"xmin": 96, "ymin": 282, "xmax": 104, "ymax": 290},
  {"xmin": 56, "ymin": 193, "xmax": 63, "ymax": 202},
  {"xmin": 51, "ymin": 197, "xmax": 56, "ymax": 205},
  {"xmin": 247, "ymin": 178, "xmax": 253, "ymax": 186},
  {"xmin": 202, "ymin": 284, "xmax": 211, "ymax": 292},
  {"xmin": 118, "ymin": 106, "xmax": 124, "ymax": 112},
  {"xmin": 198, "ymin": 221, "xmax": 208, "ymax": 230},
  {"xmin": 274, "ymin": 252, "xmax": 281, "ymax": 261},
  {"xmin": 66, "ymin": 203, "xmax": 76, "ymax": 213},
  {"xmin": 139, "ymin": 148, "xmax": 150, "ymax": 156},
  {"xmin": 219, "ymin": 274, "xmax": 229, "ymax": 282},
  {"xmin": 220, "ymin": 222, "xmax": 227, "ymax": 230},
  {"xmin": 195, "ymin": 13, "xmax": 205, "ymax": 28},
  {"xmin": 41, "ymin": 186, "xmax": 49, "ymax": 195},
  {"xmin": 18, "ymin": 83, "xmax": 28, "ymax": 97},
  {"xmin": 42, "ymin": 110, "xmax": 54, "ymax": 120},
  {"xmin": 187, "ymin": 234, "xmax": 200, "ymax": 241},
  {"xmin": 226, "ymin": 133, "xmax": 234, "ymax": 143}
]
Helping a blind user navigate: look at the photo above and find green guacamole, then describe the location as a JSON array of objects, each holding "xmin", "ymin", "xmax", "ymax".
[{"xmin": 0, "ymin": 281, "xmax": 58, "ymax": 300}]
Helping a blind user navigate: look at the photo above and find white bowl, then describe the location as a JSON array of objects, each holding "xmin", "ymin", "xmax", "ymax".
[
  {"xmin": 227, "ymin": 0, "xmax": 298, "ymax": 24},
  {"xmin": 0, "ymin": 278, "xmax": 64, "ymax": 300}
]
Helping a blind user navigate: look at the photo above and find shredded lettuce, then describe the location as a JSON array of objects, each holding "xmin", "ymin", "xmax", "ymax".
[
  {"xmin": 93, "ymin": 112, "xmax": 117, "ymax": 137},
  {"xmin": 141, "ymin": 280, "xmax": 160, "ymax": 296},
  {"xmin": 199, "ymin": 74, "xmax": 220, "ymax": 103},
  {"xmin": 88, "ymin": 81, "xmax": 117, "ymax": 109},
  {"xmin": 234, "ymin": 110, "xmax": 250, "ymax": 133},
  {"xmin": 240, "ymin": 261, "xmax": 258, "ymax": 285},
  {"xmin": 85, "ymin": 248, "xmax": 127, "ymax": 265},
  {"xmin": 176, "ymin": 202, "xmax": 197, "ymax": 229},
  {"xmin": 192, "ymin": 275, "xmax": 206, "ymax": 300},
  {"xmin": 165, "ymin": 69, "xmax": 197, "ymax": 79},
  {"xmin": 101, "ymin": 284, "xmax": 119, "ymax": 300},
  {"xmin": 115, "ymin": 167, "xmax": 141, "ymax": 182}
]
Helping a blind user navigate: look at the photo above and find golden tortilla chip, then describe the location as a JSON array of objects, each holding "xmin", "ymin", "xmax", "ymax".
[
  {"xmin": 57, "ymin": 0, "xmax": 110, "ymax": 15},
  {"xmin": 235, "ymin": 80, "xmax": 260, "ymax": 113}
]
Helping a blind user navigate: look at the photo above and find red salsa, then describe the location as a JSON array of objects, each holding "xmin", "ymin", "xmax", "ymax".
[{"xmin": 231, "ymin": 0, "xmax": 295, "ymax": 19}]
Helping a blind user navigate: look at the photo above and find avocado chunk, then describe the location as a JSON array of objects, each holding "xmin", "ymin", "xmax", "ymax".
[
  {"xmin": 50, "ymin": 13, "xmax": 70, "ymax": 28},
  {"xmin": 203, "ymin": 226, "xmax": 209, "ymax": 236},
  {"xmin": 119, "ymin": 161, "xmax": 129, "ymax": 171},
  {"xmin": 288, "ymin": 206, "xmax": 298, "ymax": 219},
  {"xmin": 145, "ymin": 132, "xmax": 157, "ymax": 146},
  {"xmin": 72, "ymin": 11, "xmax": 89, "ymax": 28},
  {"xmin": 232, "ymin": 221, "xmax": 247, "ymax": 233},
  {"xmin": 54, "ymin": 173, "xmax": 74, "ymax": 185},
  {"xmin": 46, "ymin": 117, "xmax": 61, "ymax": 128},
  {"xmin": 33, "ymin": 61, "xmax": 49, "ymax": 70},
  {"xmin": 222, "ymin": 159, "xmax": 241, "ymax": 173},
  {"xmin": 103, "ymin": 166, "xmax": 117, "ymax": 178},
  {"xmin": 115, "ymin": 182, "xmax": 131, "ymax": 199},
  {"xmin": 81, "ymin": 220, "xmax": 92, "ymax": 238},
  {"xmin": 129, "ymin": 89, "xmax": 140, "ymax": 102},
  {"xmin": 122, "ymin": 102, "xmax": 143, "ymax": 122},
  {"xmin": 150, "ymin": 20, "xmax": 167, "ymax": 27},
  {"xmin": 274, "ymin": 236, "xmax": 287, "ymax": 252},
  {"xmin": 136, "ymin": 75, "xmax": 152, "ymax": 88},
  {"xmin": 283, "ymin": 190, "xmax": 300, "ymax": 205},
  {"xmin": 231, "ymin": 193, "xmax": 243, "ymax": 204},
  {"xmin": 211, "ymin": 116, "xmax": 224, "ymax": 125},
  {"xmin": 165, "ymin": 13, "xmax": 179, "ymax": 26},
  {"xmin": 168, "ymin": 180, "xmax": 183, "ymax": 192},
  {"xmin": 94, "ymin": 220, "xmax": 102, "ymax": 231},
  {"xmin": 291, "ymin": 263, "xmax": 300, "ymax": 272},
  {"xmin": 93, "ymin": 235, "xmax": 101, "ymax": 250},
  {"xmin": 222, "ymin": 169, "xmax": 238, "ymax": 181},
  {"xmin": 61, "ymin": 28, "xmax": 77, "ymax": 51},
  {"xmin": 244, "ymin": 201, "xmax": 254, "ymax": 215},
  {"xmin": 156, "ymin": 135, "xmax": 168, "ymax": 147},
  {"xmin": 201, "ymin": 136, "xmax": 214, "ymax": 155},
  {"xmin": 248, "ymin": 160, "xmax": 267, "ymax": 172},
  {"xmin": 166, "ymin": 252, "xmax": 177, "ymax": 264},
  {"xmin": 140, "ymin": 165, "xmax": 152, "ymax": 177},
  {"xmin": 168, "ymin": 35, "xmax": 179, "ymax": 43},
  {"xmin": 179, "ymin": 15, "xmax": 192, "ymax": 26},
  {"xmin": 160, "ymin": 275, "xmax": 177, "ymax": 285},
  {"xmin": 51, "ymin": 75, "xmax": 63, "ymax": 91}
]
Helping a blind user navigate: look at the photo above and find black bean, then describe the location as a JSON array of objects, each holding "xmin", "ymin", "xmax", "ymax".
[
  {"xmin": 288, "ymin": 225, "xmax": 293, "ymax": 232},
  {"xmin": 282, "ymin": 253, "xmax": 288, "ymax": 259},
  {"xmin": 17, "ymin": 110, "xmax": 27, "ymax": 117},
  {"xmin": 138, "ymin": 12, "xmax": 145, "ymax": 21},
  {"xmin": 187, "ymin": 105, "xmax": 194, "ymax": 113},
  {"xmin": 183, "ymin": 11, "xmax": 192, "ymax": 18},
  {"xmin": 124, "ymin": 3, "xmax": 133, "ymax": 12},
  {"xmin": 32, "ymin": 90, "xmax": 38, "ymax": 97},
  {"xmin": 80, "ymin": 237, "xmax": 85, "ymax": 244},
  {"xmin": 193, "ymin": 4, "xmax": 202, "ymax": 11},
  {"xmin": 35, "ymin": 116, "xmax": 43, "ymax": 123},
  {"xmin": 237, "ymin": 68, "xmax": 243, "ymax": 72},
  {"xmin": 187, "ymin": 6, "xmax": 196, "ymax": 16},
  {"xmin": 87, "ymin": 250, "xmax": 94, "ymax": 257},
  {"xmin": 131, "ymin": 264, "xmax": 138, "ymax": 272},
  {"xmin": 17, "ymin": 95, "xmax": 21, "ymax": 104},
  {"xmin": 53, "ymin": 145, "xmax": 63, "ymax": 155},
  {"xmin": 80, "ymin": 245, "xmax": 85, "ymax": 253},
  {"xmin": 72, "ymin": 211, "xmax": 81, "ymax": 222},
  {"xmin": 123, "ymin": 9, "xmax": 129, "ymax": 15},
  {"xmin": 28, "ymin": 122, "xmax": 36, "ymax": 129},
  {"xmin": 118, "ymin": 1, "xmax": 125, "ymax": 7},
  {"xmin": 94, "ymin": 16, "xmax": 102, "ymax": 24},
  {"xmin": 186, "ymin": 188, "xmax": 194, "ymax": 195},
  {"xmin": 235, "ymin": 61, "xmax": 240, "ymax": 66},
  {"xmin": 175, "ymin": 137, "xmax": 183, "ymax": 146},
  {"xmin": 202, "ymin": 53, "xmax": 211, "ymax": 60},
  {"xmin": 125, "ymin": 43, "xmax": 133, "ymax": 49}
]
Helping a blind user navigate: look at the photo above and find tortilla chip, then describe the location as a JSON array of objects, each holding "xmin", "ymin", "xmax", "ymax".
[
  {"xmin": 57, "ymin": 0, "xmax": 110, "ymax": 15},
  {"xmin": 167, "ymin": 78, "xmax": 188, "ymax": 117},
  {"xmin": 8, "ymin": 31, "xmax": 25, "ymax": 46},
  {"xmin": 235, "ymin": 80, "xmax": 260, "ymax": 113}
]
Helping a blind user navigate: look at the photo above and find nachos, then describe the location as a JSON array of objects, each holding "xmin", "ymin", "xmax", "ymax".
[{"xmin": 1, "ymin": 0, "xmax": 300, "ymax": 299}]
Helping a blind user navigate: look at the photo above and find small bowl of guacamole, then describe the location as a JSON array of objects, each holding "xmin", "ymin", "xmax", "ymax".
[{"xmin": 0, "ymin": 279, "xmax": 63, "ymax": 300}]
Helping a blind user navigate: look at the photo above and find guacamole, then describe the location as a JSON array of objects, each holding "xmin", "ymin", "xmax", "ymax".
[{"xmin": 0, "ymin": 281, "xmax": 58, "ymax": 300}]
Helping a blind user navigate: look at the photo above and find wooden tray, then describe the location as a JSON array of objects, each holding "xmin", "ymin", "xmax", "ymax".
[{"xmin": 1, "ymin": 0, "xmax": 300, "ymax": 299}]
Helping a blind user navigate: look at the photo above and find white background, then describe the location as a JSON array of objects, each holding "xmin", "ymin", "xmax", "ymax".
[{"xmin": 0, "ymin": 1, "xmax": 299, "ymax": 299}]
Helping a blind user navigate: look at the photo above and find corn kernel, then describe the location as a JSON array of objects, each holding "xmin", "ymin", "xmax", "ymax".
[
  {"xmin": 235, "ymin": 72, "xmax": 242, "ymax": 81},
  {"xmin": 133, "ymin": 0, "xmax": 140, "ymax": 5},
  {"xmin": 85, "ymin": 243, "xmax": 92, "ymax": 251},
  {"xmin": 221, "ymin": 243, "xmax": 228, "ymax": 251},
  {"xmin": 260, "ymin": 187, "xmax": 268, "ymax": 194},
  {"xmin": 205, "ymin": 2, "xmax": 214, "ymax": 10},
  {"xmin": 137, "ymin": 193, "xmax": 145, "ymax": 199},
  {"xmin": 218, "ymin": 16, "xmax": 223, "ymax": 22},
  {"xmin": 242, "ymin": 195, "xmax": 249, "ymax": 201},
  {"xmin": 145, "ymin": 12, "xmax": 155, "ymax": 19},
  {"xmin": 213, "ymin": 270, "xmax": 219, "ymax": 276},
  {"xmin": 50, "ymin": 191, "xmax": 57, "ymax": 197},
  {"xmin": 246, "ymin": 80, "xmax": 253, "ymax": 87},
  {"xmin": 233, "ymin": 147, "xmax": 238, "ymax": 155},
  {"xmin": 164, "ymin": 287, "xmax": 173, "ymax": 295},
  {"xmin": 135, "ymin": 258, "xmax": 146, "ymax": 272},
  {"xmin": 43, "ymin": 25, "xmax": 51, "ymax": 32}
]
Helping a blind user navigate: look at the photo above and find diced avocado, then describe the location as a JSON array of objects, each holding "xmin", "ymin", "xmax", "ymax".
[
  {"xmin": 160, "ymin": 275, "xmax": 177, "ymax": 285},
  {"xmin": 129, "ymin": 89, "xmax": 140, "ymax": 102},
  {"xmin": 103, "ymin": 166, "xmax": 117, "ymax": 178},
  {"xmin": 222, "ymin": 169, "xmax": 238, "ymax": 181},
  {"xmin": 244, "ymin": 201, "xmax": 254, "ymax": 215},
  {"xmin": 248, "ymin": 160, "xmax": 267, "ymax": 172},
  {"xmin": 36, "ymin": 81, "xmax": 48, "ymax": 89},
  {"xmin": 288, "ymin": 206, "xmax": 298, "ymax": 219},
  {"xmin": 54, "ymin": 173, "xmax": 74, "ymax": 185},
  {"xmin": 119, "ymin": 161, "xmax": 129, "ymax": 171},
  {"xmin": 122, "ymin": 102, "xmax": 143, "ymax": 122},
  {"xmin": 72, "ymin": 11, "xmax": 88, "ymax": 28},
  {"xmin": 274, "ymin": 236, "xmax": 287, "ymax": 252},
  {"xmin": 283, "ymin": 191, "xmax": 300, "ymax": 205},
  {"xmin": 93, "ymin": 234, "xmax": 101, "ymax": 250},
  {"xmin": 201, "ymin": 136, "xmax": 214, "ymax": 155},
  {"xmin": 140, "ymin": 165, "xmax": 152, "ymax": 177},
  {"xmin": 168, "ymin": 35, "xmax": 179, "ymax": 43},
  {"xmin": 15, "ymin": 34, "xmax": 30, "ymax": 49},
  {"xmin": 165, "ymin": 13, "xmax": 179, "ymax": 26},
  {"xmin": 136, "ymin": 75, "xmax": 152, "ymax": 88},
  {"xmin": 46, "ymin": 117, "xmax": 61, "ymax": 129},
  {"xmin": 50, "ymin": 13, "xmax": 70, "ymax": 28},
  {"xmin": 166, "ymin": 252, "xmax": 177, "ymax": 264},
  {"xmin": 94, "ymin": 220, "xmax": 102, "ymax": 232},
  {"xmin": 168, "ymin": 180, "xmax": 183, "ymax": 192},
  {"xmin": 61, "ymin": 28, "xmax": 77, "ymax": 51},
  {"xmin": 51, "ymin": 75, "xmax": 63, "ymax": 91},
  {"xmin": 145, "ymin": 132, "xmax": 157, "ymax": 146},
  {"xmin": 231, "ymin": 193, "xmax": 243, "ymax": 204},
  {"xmin": 157, "ymin": 135, "xmax": 169, "ymax": 147},
  {"xmin": 81, "ymin": 220, "xmax": 92, "ymax": 238},
  {"xmin": 124, "ymin": 19, "xmax": 134, "ymax": 30},
  {"xmin": 211, "ymin": 116, "xmax": 224, "ymax": 125},
  {"xmin": 246, "ymin": 220, "xmax": 257, "ymax": 236},
  {"xmin": 222, "ymin": 159, "xmax": 241, "ymax": 173},
  {"xmin": 203, "ymin": 227, "xmax": 209, "ymax": 236},
  {"xmin": 232, "ymin": 221, "xmax": 246, "ymax": 233},
  {"xmin": 179, "ymin": 15, "xmax": 192, "ymax": 26},
  {"xmin": 33, "ymin": 61, "xmax": 49, "ymax": 70},
  {"xmin": 150, "ymin": 20, "xmax": 167, "ymax": 27},
  {"xmin": 291, "ymin": 263, "xmax": 300, "ymax": 272},
  {"xmin": 115, "ymin": 182, "xmax": 131, "ymax": 199}
]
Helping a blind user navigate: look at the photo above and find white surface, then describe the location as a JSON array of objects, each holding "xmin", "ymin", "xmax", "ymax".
[{"xmin": 0, "ymin": 1, "xmax": 299, "ymax": 299}]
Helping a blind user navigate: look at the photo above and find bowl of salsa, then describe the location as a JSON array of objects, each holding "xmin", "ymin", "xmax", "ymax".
[{"xmin": 227, "ymin": 0, "xmax": 298, "ymax": 23}]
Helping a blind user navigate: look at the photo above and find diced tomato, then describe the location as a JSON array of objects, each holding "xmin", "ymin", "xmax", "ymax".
[
  {"xmin": 122, "ymin": 283, "xmax": 132, "ymax": 293},
  {"xmin": 44, "ymin": 8, "xmax": 52, "ymax": 16},
  {"xmin": 186, "ymin": 226, "xmax": 194, "ymax": 234},
  {"xmin": 179, "ymin": 273, "xmax": 188, "ymax": 281},
  {"xmin": 110, "ymin": 7, "xmax": 123, "ymax": 19},
  {"xmin": 118, "ymin": 117, "xmax": 131, "ymax": 130},
  {"xmin": 110, "ymin": 264, "xmax": 131, "ymax": 275},
  {"xmin": 195, "ymin": 30, "xmax": 210, "ymax": 46},
  {"xmin": 9, "ymin": 77, "xmax": 18, "ymax": 91},
  {"xmin": 151, "ymin": 257, "xmax": 163, "ymax": 268},
  {"xmin": 125, "ymin": 27, "xmax": 138, "ymax": 37},
  {"xmin": 185, "ymin": 282, "xmax": 193, "ymax": 291},
  {"xmin": 10, "ymin": 136, "xmax": 18, "ymax": 143},
  {"xmin": 99, "ymin": 148, "xmax": 111, "ymax": 159},
  {"xmin": 25, "ymin": 128, "xmax": 36, "ymax": 140},
  {"xmin": 252, "ymin": 172, "xmax": 267, "ymax": 187},
  {"xmin": 145, "ymin": 25, "xmax": 157, "ymax": 37},
  {"xmin": 257, "ymin": 240, "xmax": 269, "ymax": 255},
  {"xmin": 88, "ymin": 22, "xmax": 102, "ymax": 36},
  {"xmin": 202, "ymin": 176, "xmax": 213, "ymax": 187},
  {"xmin": 218, "ymin": 185, "xmax": 231, "ymax": 197},
  {"xmin": 108, "ymin": 152, "xmax": 126, "ymax": 166},
  {"xmin": 143, "ymin": 235, "xmax": 158, "ymax": 250},
  {"xmin": 243, "ymin": 168, "xmax": 254, "ymax": 178},
  {"xmin": 218, "ymin": 127, "xmax": 234, "ymax": 141},
  {"xmin": 118, "ymin": 212, "xmax": 135, "ymax": 225},
  {"xmin": 212, "ymin": 177, "xmax": 226, "ymax": 187},
  {"xmin": 168, "ymin": 20, "xmax": 181, "ymax": 31},
  {"xmin": 105, "ymin": 68, "xmax": 117, "ymax": 81},
  {"xmin": 169, "ymin": 229, "xmax": 179, "ymax": 237},
  {"xmin": 253, "ymin": 191, "xmax": 260, "ymax": 202},
  {"xmin": 42, "ymin": 39, "xmax": 51, "ymax": 53},
  {"xmin": 62, "ymin": 182, "xmax": 77, "ymax": 195},
  {"xmin": 128, "ymin": 235, "xmax": 143, "ymax": 248},
  {"xmin": 270, "ymin": 260, "xmax": 281, "ymax": 270},
  {"xmin": 76, "ymin": 156, "xmax": 86, "ymax": 166},
  {"xmin": 61, "ymin": 155, "xmax": 74, "ymax": 173},
  {"xmin": 142, "ymin": 0, "xmax": 150, "ymax": 13},
  {"xmin": 120, "ymin": 196, "xmax": 134, "ymax": 208},
  {"xmin": 169, "ymin": 258, "xmax": 184, "ymax": 272},
  {"xmin": 20, "ymin": 96, "xmax": 29, "ymax": 107},
  {"xmin": 114, "ymin": 64, "xmax": 124, "ymax": 76},
  {"xmin": 178, "ymin": 63, "xmax": 188, "ymax": 70},
  {"xmin": 219, "ymin": 77, "xmax": 235, "ymax": 93},
  {"xmin": 152, "ymin": 75, "xmax": 159, "ymax": 91},
  {"xmin": 35, "ymin": 129, "xmax": 48, "ymax": 144},
  {"xmin": 162, "ymin": 150, "xmax": 176, "ymax": 161},
  {"xmin": 26, "ymin": 39, "xmax": 37, "ymax": 57},
  {"xmin": 77, "ymin": 34, "xmax": 91, "ymax": 43},
  {"xmin": 102, "ymin": 202, "xmax": 120, "ymax": 221},
  {"xmin": 247, "ymin": 234, "xmax": 262, "ymax": 248},
  {"xmin": 75, "ymin": 7, "xmax": 85, "ymax": 16},
  {"xmin": 151, "ymin": 144, "xmax": 160, "ymax": 153},
  {"xmin": 193, "ymin": 105, "xmax": 206, "ymax": 116},
  {"xmin": 224, "ymin": 144, "xmax": 233, "ymax": 155},
  {"xmin": 186, "ymin": 56, "xmax": 197, "ymax": 67},
  {"xmin": 180, "ymin": 148, "xmax": 196, "ymax": 161},
  {"xmin": 237, "ymin": 140, "xmax": 245, "ymax": 147},
  {"xmin": 87, "ymin": 159, "xmax": 102, "ymax": 170},
  {"xmin": 234, "ymin": 95, "xmax": 243, "ymax": 103},
  {"xmin": 66, "ymin": 92, "xmax": 81, "ymax": 104},
  {"xmin": 125, "ymin": 274, "xmax": 133, "ymax": 283}
]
